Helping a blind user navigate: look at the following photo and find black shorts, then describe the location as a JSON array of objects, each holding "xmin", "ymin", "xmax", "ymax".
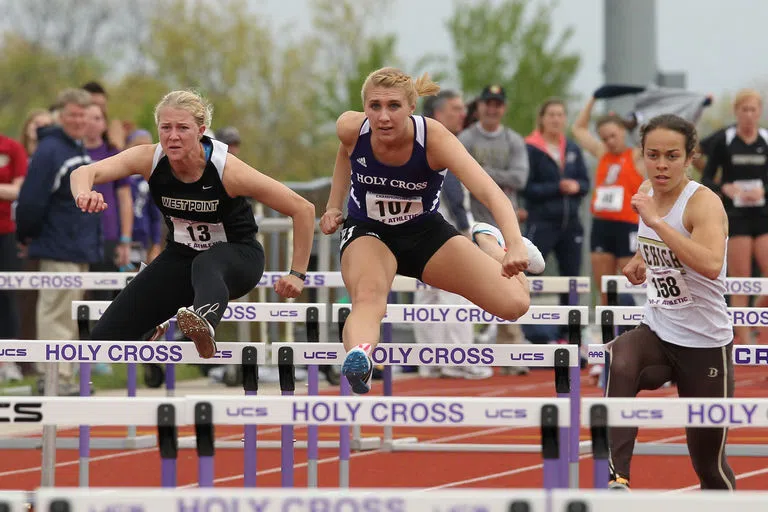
[
  {"xmin": 590, "ymin": 218, "xmax": 638, "ymax": 258},
  {"xmin": 728, "ymin": 213, "xmax": 768, "ymax": 238},
  {"xmin": 339, "ymin": 213, "xmax": 461, "ymax": 280}
]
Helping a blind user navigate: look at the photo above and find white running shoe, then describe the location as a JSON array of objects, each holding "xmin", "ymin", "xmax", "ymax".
[
  {"xmin": 471, "ymin": 222, "xmax": 546, "ymax": 275},
  {"xmin": 176, "ymin": 307, "xmax": 217, "ymax": 359}
]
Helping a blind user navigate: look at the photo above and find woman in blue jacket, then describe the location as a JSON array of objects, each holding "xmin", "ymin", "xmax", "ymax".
[{"xmin": 523, "ymin": 98, "xmax": 590, "ymax": 316}]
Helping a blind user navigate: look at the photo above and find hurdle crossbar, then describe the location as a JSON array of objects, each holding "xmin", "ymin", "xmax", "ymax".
[
  {"xmin": 552, "ymin": 489, "xmax": 768, "ymax": 512},
  {"xmin": 584, "ymin": 397, "xmax": 768, "ymax": 489},
  {"xmin": 0, "ymin": 271, "xmax": 590, "ymax": 294},
  {"xmin": 0, "ymin": 491, "xmax": 29, "ymax": 512},
  {"xmin": 602, "ymin": 275, "xmax": 768, "ymax": 297},
  {"xmin": 35, "ymin": 488, "xmax": 547, "ymax": 512}
]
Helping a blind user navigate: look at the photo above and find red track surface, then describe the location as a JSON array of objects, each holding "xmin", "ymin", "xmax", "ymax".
[{"xmin": 1, "ymin": 367, "xmax": 766, "ymax": 491}]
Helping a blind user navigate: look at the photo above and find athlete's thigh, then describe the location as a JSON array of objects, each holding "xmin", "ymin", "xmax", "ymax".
[
  {"xmin": 752, "ymin": 232, "xmax": 768, "ymax": 276},
  {"xmin": 340, "ymin": 235, "xmax": 397, "ymax": 303},
  {"xmin": 193, "ymin": 241, "xmax": 265, "ymax": 299},
  {"xmin": 608, "ymin": 324, "xmax": 673, "ymax": 390},
  {"xmin": 421, "ymin": 235, "xmax": 528, "ymax": 319},
  {"xmin": 727, "ymin": 235, "xmax": 753, "ymax": 276},
  {"xmin": 92, "ymin": 247, "xmax": 194, "ymax": 340}
]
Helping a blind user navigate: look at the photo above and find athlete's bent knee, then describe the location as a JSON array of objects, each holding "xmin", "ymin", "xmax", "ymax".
[
  {"xmin": 494, "ymin": 295, "xmax": 530, "ymax": 322},
  {"xmin": 350, "ymin": 280, "xmax": 389, "ymax": 316}
]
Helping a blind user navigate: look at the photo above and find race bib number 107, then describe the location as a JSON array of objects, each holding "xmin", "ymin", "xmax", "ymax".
[{"xmin": 366, "ymin": 192, "xmax": 423, "ymax": 225}]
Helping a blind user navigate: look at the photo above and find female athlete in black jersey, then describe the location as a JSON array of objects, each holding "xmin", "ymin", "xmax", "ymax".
[{"xmin": 70, "ymin": 90, "xmax": 315, "ymax": 358}]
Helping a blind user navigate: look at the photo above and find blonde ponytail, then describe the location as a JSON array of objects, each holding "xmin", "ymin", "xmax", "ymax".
[{"xmin": 361, "ymin": 67, "xmax": 441, "ymax": 106}]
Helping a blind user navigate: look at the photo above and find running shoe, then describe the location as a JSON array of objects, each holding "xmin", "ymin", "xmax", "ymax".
[
  {"xmin": 176, "ymin": 307, "xmax": 217, "ymax": 359},
  {"xmin": 342, "ymin": 346, "xmax": 373, "ymax": 394},
  {"xmin": 148, "ymin": 320, "xmax": 170, "ymax": 342},
  {"xmin": 608, "ymin": 476, "xmax": 630, "ymax": 490},
  {"xmin": 471, "ymin": 222, "xmax": 546, "ymax": 274}
]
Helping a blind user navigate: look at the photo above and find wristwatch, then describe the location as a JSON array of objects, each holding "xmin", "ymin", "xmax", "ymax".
[{"xmin": 289, "ymin": 269, "xmax": 307, "ymax": 281}]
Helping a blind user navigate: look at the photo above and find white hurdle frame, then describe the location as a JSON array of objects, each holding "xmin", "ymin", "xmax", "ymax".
[
  {"xmin": 35, "ymin": 488, "xmax": 547, "ymax": 512},
  {"xmin": 0, "ymin": 395, "xmax": 569, "ymax": 493},
  {"xmin": 583, "ymin": 397, "xmax": 768, "ymax": 490},
  {"xmin": 0, "ymin": 491, "xmax": 28, "ymax": 512},
  {"xmin": 332, "ymin": 303, "xmax": 588, "ymax": 489},
  {"xmin": 28, "ymin": 487, "xmax": 768, "ymax": 512},
  {"xmin": 586, "ymin": 305, "xmax": 768, "ymax": 458}
]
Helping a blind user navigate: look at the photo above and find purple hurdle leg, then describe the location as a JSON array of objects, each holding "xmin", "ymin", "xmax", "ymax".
[
  {"xmin": 280, "ymin": 389, "xmax": 295, "ymax": 488},
  {"xmin": 78, "ymin": 362, "xmax": 91, "ymax": 487},
  {"xmin": 243, "ymin": 389, "xmax": 257, "ymax": 487},
  {"xmin": 307, "ymin": 365, "xmax": 319, "ymax": 487},
  {"xmin": 339, "ymin": 378, "xmax": 351, "ymax": 488}
]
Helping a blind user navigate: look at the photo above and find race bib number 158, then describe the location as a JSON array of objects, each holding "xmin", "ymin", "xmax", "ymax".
[{"xmin": 647, "ymin": 268, "xmax": 693, "ymax": 309}]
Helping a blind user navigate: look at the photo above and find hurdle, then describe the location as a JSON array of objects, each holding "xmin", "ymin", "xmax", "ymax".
[
  {"xmin": 0, "ymin": 302, "xmax": 324, "ymax": 487},
  {"xmin": 327, "ymin": 303, "xmax": 587, "ymax": 490},
  {"xmin": 552, "ymin": 489, "xmax": 768, "ymax": 512},
  {"xmin": 586, "ymin": 305, "xmax": 768, "ymax": 459},
  {"xmin": 35, "ymin": 487, "xmax": 547, "ymax": 512},
  {"xmin": 583, "ymin": 396, "xmax": 768, "ymax": 489},
  {"xmin": 0, "ymin": 394, "xmax": 568, "ymax": 491},
  {"xmin": 0, "ymin": 491, "xmax": 28, "ymax": 512},
  {"xmin": 29, "ymin": 488, "xmax": 768, "ymax": 512}
]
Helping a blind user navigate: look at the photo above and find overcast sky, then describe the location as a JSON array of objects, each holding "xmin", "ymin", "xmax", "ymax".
[{"xmin": 254, "ymin": 0, "xmax": 768, "ymax": 102}]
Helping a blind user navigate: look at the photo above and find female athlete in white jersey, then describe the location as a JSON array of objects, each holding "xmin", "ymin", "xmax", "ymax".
[{"xmin": 608, "ymin": 114, "xmax": 736, "ymax": 490}]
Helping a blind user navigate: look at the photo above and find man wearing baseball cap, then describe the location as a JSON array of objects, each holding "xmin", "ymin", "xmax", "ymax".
[
  {"xmin": 459, "ymin": 83, "xmax": 532, "ymax": 375},
  {"xmin": 215, "ymin": 126, "xmax": 241, "ymax": 156}
]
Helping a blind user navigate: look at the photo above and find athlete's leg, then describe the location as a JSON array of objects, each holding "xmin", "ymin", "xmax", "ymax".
[
  {"xmin": 674, "ymin": 343, "xmax": 736, "ymax": 490},
  {"xmin": 177, "ymin": 242, "xmax": 265, "ymax": 358},
  {"xmin": 90, "ymin": 246, "xmax": 194, "ymax": 342},
  {"xmin": 340, "ymin": 236, "xmax": 397, "ymax": 394},
  {"xmin": 605, "ymin": 324, "xmax": 674, "ymax": 487},
  {"xmin": 471, "ymin": 222, "xmax": 546, "ymax": 274},
  {"xmin": 727, "ymin": 236, "xmax": 754, "ymax": 343},
  {"xmin": 592, "ymin": 252, "xmax": 618, "ymax": 305},
  {"xmin": 751, "ymin": 233, "xmax": 768, "ymax": 344},
  {"xmin": 421, "ymin": 235, "xmax": 530, "ymax": 321}
]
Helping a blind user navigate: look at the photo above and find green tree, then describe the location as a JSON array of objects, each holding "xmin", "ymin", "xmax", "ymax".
[
  {"xmin": 310, "ymin": 0, "xmax": 400, "ymax": 122},
  {"xmin": 0, "ymin": 33, "xmax": 103, "ymax": 137},
  {"xmin": 446, "ymin": 0, "xmax": 580, "ymax": 134}
]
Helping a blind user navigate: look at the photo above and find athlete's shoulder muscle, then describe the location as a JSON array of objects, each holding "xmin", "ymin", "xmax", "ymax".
[{"xmin": 336, "ymin": 111, "xmax": 366, "ymax": 149}]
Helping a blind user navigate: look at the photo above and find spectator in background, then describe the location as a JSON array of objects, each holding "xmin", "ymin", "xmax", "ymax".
[
  {"xmin": 459, "ymin": 85, "xmax": 531, "ymax": 375},
  {"xmin": 84, "ymin": 103, "xmax": 134, "ymax": 280},
  {"xmin": 16, "ymin": 109, "xmax": 54, "ymax": 349},
  {"xmin": 215, "ymin": 126, "xmax": 241, "ymax": 156},
  {"xmin": 82, "ymin": 81, "xmax": 126, "ymax": 151},
  {"xmin": 16, "ymin": 88, "xmax": 101, "ymax": 395},
  {"xmin": 0, "ymin": 133, "xmax": 28, "ymax": 383},
  {"xmin": 125, "ymin": 128, "xmax": 163, "ymax": 265},
  {"xmin": 700, "ymin": 89, "xmax": 768, "ymax": 344},
  {"xmin": 412, "ymin": 90, "xmax": 491, "ymax": 380},
  {"xmin": 571, "ymin": 97, "xmax": 645, "ymax": 307},
  {"xmin": 20, "ymin": 109, "xmax": 54, "ymax": 158},
  {"xmin": 523, "ymin": 98, "xmax": 590, "ymax": 342}
]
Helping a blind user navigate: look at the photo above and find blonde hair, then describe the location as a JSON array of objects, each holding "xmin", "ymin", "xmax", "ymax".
[
  {"xmin": 153, "ymin": 90, "xmax": 213, "ymax": 128},
  {"xmin": 733, "ymin": 88, "xmax": 762, "ymax": 110},
  {"xmin": 361, "ymin": 67, "xmax": 441, "ymax": 107},
  {"xmin": 56, "ymin": 88, "xmax": 92, "ymax": 109}
]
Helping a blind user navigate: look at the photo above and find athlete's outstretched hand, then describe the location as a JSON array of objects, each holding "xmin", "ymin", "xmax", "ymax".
[
  {"xmin": 500, "ymin": 242, "xmax": 529, "ymax": 278},
  {"xmin": 75, "ymin": 191, "xmax": 108, "ymax": 213},
  {"xmin": 275, "ymin": 273, "xmax": 305, "ymax": 299},
  {"xmin": 320, "ymin": 208, "xmax": 344, "ymax": 235},
  {"xmin": 623, "ymin": 255, "xmax": 646, "ymax": 285}
]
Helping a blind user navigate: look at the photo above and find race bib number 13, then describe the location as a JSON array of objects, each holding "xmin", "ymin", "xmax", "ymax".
[
  {"xmin": 366, "ymin": 192, "xmax": 423, "ymax": 225},
  {"xmin": 171, "ymin": 217, "xmax": 227, "ymax": 250},
  {"xmin": 647, "ymin": 268, "xmax": 693, "ymax": 309}
]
